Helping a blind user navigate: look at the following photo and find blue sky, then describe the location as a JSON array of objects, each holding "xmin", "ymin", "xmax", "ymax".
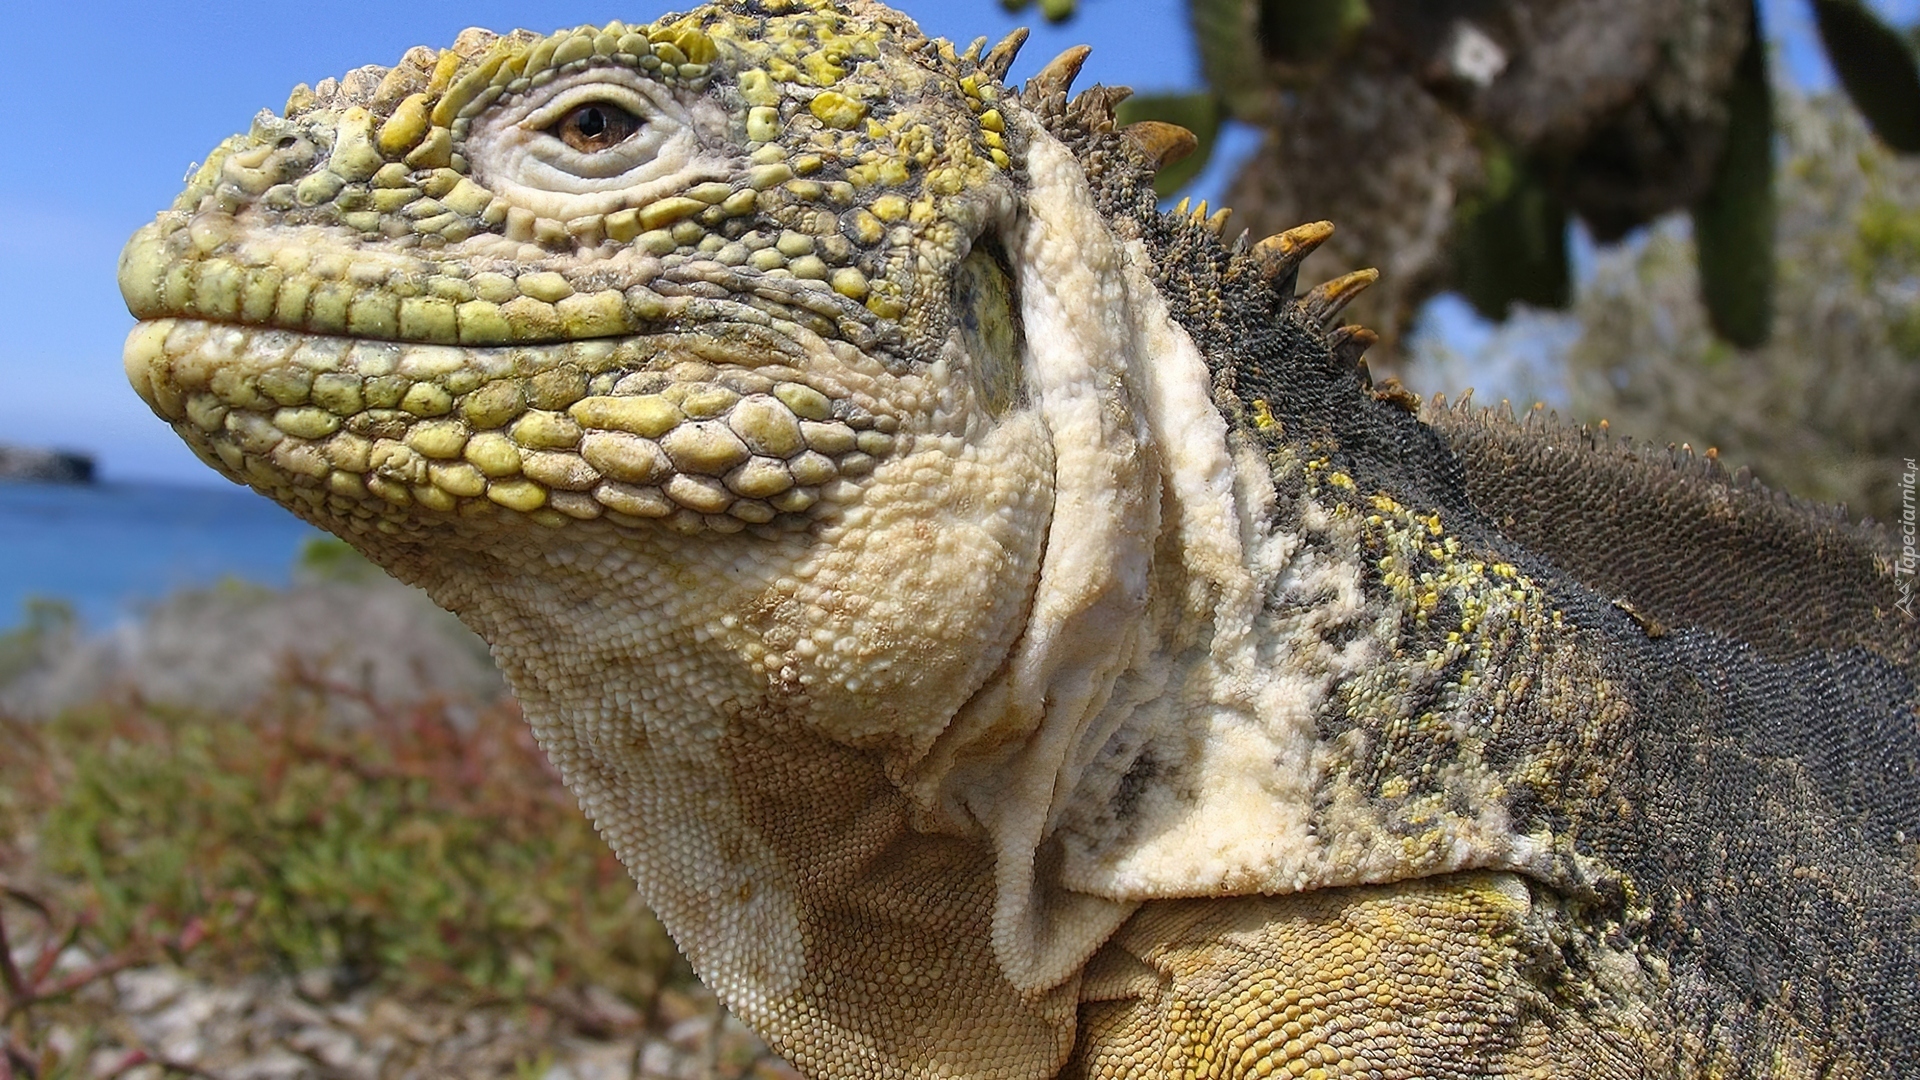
[{"xmin": 0, "ymin": 0, "xmax": 1907, "ymax": 483}]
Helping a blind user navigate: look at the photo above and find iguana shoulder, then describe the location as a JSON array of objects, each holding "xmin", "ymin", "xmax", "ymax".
[{"xmin": 120, "ymin": 1, "xmax": 1918, "ymax": 1076}]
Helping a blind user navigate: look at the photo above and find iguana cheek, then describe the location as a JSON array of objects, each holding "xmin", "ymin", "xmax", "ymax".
[{"xmin": 749, "ymin": 413, "xmax": 1053, "ymax": 760}]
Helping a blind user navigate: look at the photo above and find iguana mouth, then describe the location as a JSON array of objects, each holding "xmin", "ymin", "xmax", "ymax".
[
  {"xmin": 116, "ymin": 211, "xmax": 894, "ymax": 355},
  {"xmin": 125, "ymin": 316, "xmax": 896, "ymax": 537}
]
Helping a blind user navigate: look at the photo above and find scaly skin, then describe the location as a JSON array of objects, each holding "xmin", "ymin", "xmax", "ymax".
[{"xmin": 121, "ymin": 2, "xmax": 1919, "ymax": 1076}]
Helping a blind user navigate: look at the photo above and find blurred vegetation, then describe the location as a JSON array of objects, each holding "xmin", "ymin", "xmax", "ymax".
[
  {"xmin": 997, "ymin": 0, "xmax": 1916, "ymax": 519},
  {"xmin": 294, "ymin": 535, "xmax": 386, "ymax": 585},
  {"xmin": 1003, "ymin": 0, "xmax": 1920, "ymax": 356},
  {"xmin": 0, "ymin": 600, "xmax": 75, "ymax": 689},
  {"xmin": 1412, "ymin": 90, "xmax": 1920, "ymax": 522},
  {"xmin": 1, "ymin": 675, "xmax": 694, "ymax": 1074}
]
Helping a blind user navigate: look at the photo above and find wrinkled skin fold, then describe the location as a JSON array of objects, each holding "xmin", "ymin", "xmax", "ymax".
[{"xmin": 122, "ymin": 1, "xmax": 1919, "ymax": 1076}]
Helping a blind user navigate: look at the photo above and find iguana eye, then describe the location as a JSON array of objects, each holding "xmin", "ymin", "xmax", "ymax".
[
  {"xmin": 467, "ymin": 68, "xmax": 732, "ymax": 219},
  {"xmin": 549, "ymin": 102, "xmax": 642, "ymax": 152}
]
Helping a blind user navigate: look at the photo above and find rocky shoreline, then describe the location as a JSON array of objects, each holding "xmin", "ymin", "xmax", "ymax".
[
  {"xmin": 17, "ymin": 953, "xmax": 797, "ymax": 1080},
  {"xmin": 0, "ymin": 442, "xmax": 95, "ymax": 484}
]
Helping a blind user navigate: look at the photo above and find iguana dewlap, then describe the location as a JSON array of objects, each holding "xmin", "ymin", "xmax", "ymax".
[{"xmin": 119, "ymin": 2, "xmax": 1919, "ymax": 1075}]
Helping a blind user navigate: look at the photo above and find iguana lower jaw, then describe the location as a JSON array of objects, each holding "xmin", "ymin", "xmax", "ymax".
[
  {"xmin": 122, "ymin": 317, "xmax": 887, "ymax": 538},
  {"xmin": 121, "ymin": 301, "xmax": 1058, "ymax": 744}
]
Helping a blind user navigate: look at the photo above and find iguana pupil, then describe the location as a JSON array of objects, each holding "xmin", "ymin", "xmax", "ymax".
[{"xmin": 552, "ymin": 102, "xmax": 638, "ymax": 151}]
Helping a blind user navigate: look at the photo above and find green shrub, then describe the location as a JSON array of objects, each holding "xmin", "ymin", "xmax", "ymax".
[{"xmin": 12, "ymin": 685, "xmax": 689, "ymax": 1010}]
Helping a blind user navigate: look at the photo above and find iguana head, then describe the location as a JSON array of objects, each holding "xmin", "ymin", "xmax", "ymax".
[
  {"xmin": 121, "ymin": 0, "xmax": 1023, "ymax": 537},
  {"xmin": 121, "ymin": 0, "xmax": 1059, "ymax": 764}
]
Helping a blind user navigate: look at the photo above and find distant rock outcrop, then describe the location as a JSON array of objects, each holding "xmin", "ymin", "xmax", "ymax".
[
  {"xmin": 0, "ymin": 443, "xmax": 95, "ymax": 484},
  {"xmin": 0, "ymin": 575, "xmax": 505, "ymax": 722}
]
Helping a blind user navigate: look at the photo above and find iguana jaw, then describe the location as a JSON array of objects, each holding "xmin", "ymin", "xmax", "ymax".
[{"xmin": 122, "ymin": 315, "xmax": 912, "ymax": 540}]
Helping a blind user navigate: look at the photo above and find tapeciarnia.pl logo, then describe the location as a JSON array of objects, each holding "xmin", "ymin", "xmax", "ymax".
[{"xmin": 1898, "ymin": 458, "xmax": 1916, "ymax": 619}]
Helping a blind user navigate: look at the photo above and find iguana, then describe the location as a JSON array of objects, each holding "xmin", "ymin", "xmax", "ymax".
[{"xmin": 118, "ymin": 1, "xmax": 1919, "ymax": 1075}]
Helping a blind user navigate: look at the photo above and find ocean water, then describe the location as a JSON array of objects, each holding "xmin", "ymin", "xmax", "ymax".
[{"xmin": 0, "ymin": 479, "xmax": 322, "ymax": 631}]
